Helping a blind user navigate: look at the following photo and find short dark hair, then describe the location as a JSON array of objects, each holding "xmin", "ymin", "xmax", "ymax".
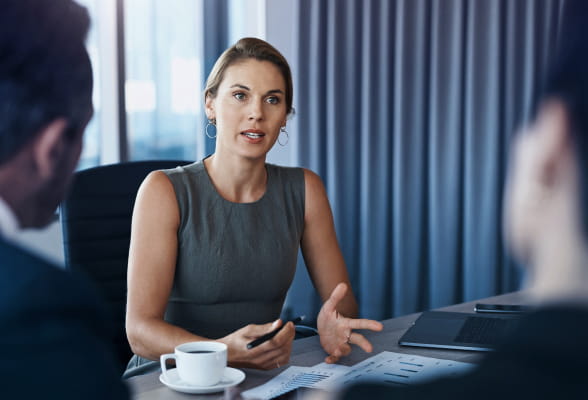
[
  {"xmin": 0, "ymin": 0, "xmax": 93, "ymax": 165},
  {"xmin": 537, "ymin": 1, "xmax": 588, "ymax": 236},
  {"xmin": 204, "ymin": 37, "xmax": 294, "ymax": 116}
]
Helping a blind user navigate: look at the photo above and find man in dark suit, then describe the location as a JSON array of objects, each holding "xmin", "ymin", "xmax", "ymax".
[
  {"xmin": 333, "ymin": 2, "xmax": 588, "ymax": 400},
  {"xmin": 0, "ymin": 0, "xmax": 128, "ymax": 398}
]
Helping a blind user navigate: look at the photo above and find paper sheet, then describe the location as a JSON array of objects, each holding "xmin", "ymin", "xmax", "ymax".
[
  {"xmin": 241, "ymin": 363, "xmax": 349, "ymax": 399},
  {"xmin": 323, "ymin": 351, "xmax": 475, "ymax": 388},
  {"xmin": 241, "ymin": 351, "xmax": 475, "ymax": 399}
]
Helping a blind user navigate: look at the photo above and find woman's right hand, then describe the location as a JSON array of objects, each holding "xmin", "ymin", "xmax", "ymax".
[{"xmin": 219, "ymin": 319, "xmax": 295, "ymax": 370}]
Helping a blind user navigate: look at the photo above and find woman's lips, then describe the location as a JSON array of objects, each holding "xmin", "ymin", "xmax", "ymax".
[{"xmin": 241, "ymin": 129, "xmax": 265, "ymax": 139}]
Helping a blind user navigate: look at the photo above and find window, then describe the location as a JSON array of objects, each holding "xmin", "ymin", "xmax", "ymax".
[
  {"xmin": 124, "ymin": 0, "xmax": 205, "ymax": 161},
  {"xmin": 75, "ymin": 0, "xmax": 267, "ymax": 167},
  {"xmin": 76, "ymin": 0, "xmax": 102, "ymax": 169}
]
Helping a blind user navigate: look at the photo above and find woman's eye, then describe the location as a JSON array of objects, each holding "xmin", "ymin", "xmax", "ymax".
[
  {"xmin": 266, "ymin": 96, "xmax": 280, "ymax": 104},
  {"xmin": 233, "ymin": 92, "xmax": 246, "ymax": 101}
]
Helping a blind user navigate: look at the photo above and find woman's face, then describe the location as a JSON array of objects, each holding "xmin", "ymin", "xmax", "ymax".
[{"xmin": 206, "ymin": 58, "xmax": 288, "ymax": 160}]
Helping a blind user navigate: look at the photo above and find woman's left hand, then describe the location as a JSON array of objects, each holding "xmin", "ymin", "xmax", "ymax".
[{"xmin": 317, "ymin": 283, "xmax": 384, "ymax": 364}]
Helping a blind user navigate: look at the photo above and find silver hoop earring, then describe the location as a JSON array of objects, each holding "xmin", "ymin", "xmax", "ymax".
[
  {"xmin": 205, "ymin": 119, "xmax": 217, "ymax": 139},
  {"xmin": 278, "ymin": 126, "xmax": 289, "ymax": 146}
]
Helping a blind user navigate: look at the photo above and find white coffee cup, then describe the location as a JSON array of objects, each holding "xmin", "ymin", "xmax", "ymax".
[{"xmin": 160, "ymin": 341, "xmax": 227, "ymax": 387}]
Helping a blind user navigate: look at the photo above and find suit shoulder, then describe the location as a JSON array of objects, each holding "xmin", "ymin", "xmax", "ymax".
[{"xmin": 0, "ymin": 238, "xmax": 105, "ymax": 321}]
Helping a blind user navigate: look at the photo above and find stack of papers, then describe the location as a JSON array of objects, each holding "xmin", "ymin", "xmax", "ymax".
[{"xmin": 241, "ymin": 351, "xmax": 475, "ymax": 399}]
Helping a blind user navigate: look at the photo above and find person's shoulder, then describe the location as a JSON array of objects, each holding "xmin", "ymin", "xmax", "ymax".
[
  {"xmin": 152, "ymin": 160, "xmax": 207, "ymax": 191},
  {"xmin": 267, "ymin": 163, "xmax": 303, "ymax": 173},
  {"xmin": 298, "ymin": 168, "xmax": 326, "ymax": 196},
  {"xmin": 0, "ymin": 237, "xmax": 43, "ymax": 271},
  {"xmin": 0, "ymin": 238, "xmax": 70, "ymax": 292},
  {"xmin": 0, "ymin": 238, "xmax": 103, "ymax": 313},
  {"xmin": 0, "ymin": 239, "xmax": 129, "ymax": 399},
  {"xmin": 301, "ymin": 168, "xmax": 322, "ymax": 183},
  {"xmin": 135, "ymin": 163, "xmax": 205, "ymax": 218},
  {"xmin": 266, "ymin": 166, "xmax": 325, "ymax": 198},
  {"xmin": 160, "ymin": 160, "xmax": 201, "ymax": 178},
  {"xmin": 266, "ymin": 163, "xmax": 308, "ymax": 181},
  {"xmin": 139, "ymin": 167, "xmax": 183, "ymax": 199},
  {"xmin": 267, "ymin": 164, "xmax": 307, "ymax": 197}
]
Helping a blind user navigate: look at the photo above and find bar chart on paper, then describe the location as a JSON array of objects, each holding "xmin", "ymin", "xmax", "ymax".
[{"xmin": 241, "ymin": 364, "xmax": 349, "ymax": 399}]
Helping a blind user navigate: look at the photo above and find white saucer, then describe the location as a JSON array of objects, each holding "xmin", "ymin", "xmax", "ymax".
[{"xmin": 159, "ymin": 367, "xmax": 245, "ymax": 394}]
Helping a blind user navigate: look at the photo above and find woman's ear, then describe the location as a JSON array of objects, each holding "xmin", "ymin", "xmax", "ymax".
[
  {"xmin": 204, "ymin": 94, "xmax": 216, "ymax": 122},
  {"xmin": 31, "ymin": 118, "xmax": 68, "ymax": 179}
]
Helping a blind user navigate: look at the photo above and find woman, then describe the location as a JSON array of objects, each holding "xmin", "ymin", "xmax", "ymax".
[{"xmin": 125, "ymin": 37, "xmax": 382, "ymax": 372}]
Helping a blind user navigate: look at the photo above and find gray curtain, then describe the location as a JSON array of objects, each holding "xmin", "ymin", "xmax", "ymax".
[{"xmin": 283, "ymin": 0, "xmax": 563, "ymax": 321}]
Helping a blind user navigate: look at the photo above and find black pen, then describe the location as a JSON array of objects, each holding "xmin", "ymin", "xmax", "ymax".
[{"xmin": 246, "ymin": 316, "xmax": 305, "ymax": 349}]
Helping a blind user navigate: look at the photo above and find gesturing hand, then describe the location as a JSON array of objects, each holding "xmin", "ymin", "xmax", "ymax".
[
  {"xmin": 317, "ymin": 282, "xmax": 384, "ymax": 364},
  {"xmin": 219, "ymin": 319, "xmax": 295, "ymax": 370}
]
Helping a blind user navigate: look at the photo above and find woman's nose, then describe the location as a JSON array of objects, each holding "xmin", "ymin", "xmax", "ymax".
[{"xmin": 248, "ymin": 100, "xmax": 264, "ymax": 120}]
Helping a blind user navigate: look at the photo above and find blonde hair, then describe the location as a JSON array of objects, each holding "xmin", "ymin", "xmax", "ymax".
[{"xmin": 204, "ymin": 37, "xmax": 294, "ymax": 115}]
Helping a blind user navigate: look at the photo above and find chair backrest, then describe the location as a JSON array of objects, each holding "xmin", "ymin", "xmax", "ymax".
[{"xmin": 60, "ymin": 160, "xmax": 192, "ymax": 373}]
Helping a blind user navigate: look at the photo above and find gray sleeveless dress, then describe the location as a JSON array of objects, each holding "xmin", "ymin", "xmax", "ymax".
[{"xmin": 126, "ymin": 160, "xmax": 305, "ymax": 372}]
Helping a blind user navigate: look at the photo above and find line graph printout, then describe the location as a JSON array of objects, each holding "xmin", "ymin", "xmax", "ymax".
[
  {"xmin": 323, "ymin": 351, "xmax": 475, "ymax": 389},
  {"xmin": 241, "ymin": 352, "xmax": 475, "ymax": 399}
]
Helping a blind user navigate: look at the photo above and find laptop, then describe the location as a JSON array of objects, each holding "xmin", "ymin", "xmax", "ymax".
[{"xmin": 398, "ymin": 311, "xmax": 522, "ymax": 351}]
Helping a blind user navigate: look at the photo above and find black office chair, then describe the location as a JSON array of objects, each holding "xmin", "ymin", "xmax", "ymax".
[{"xmin": 60, "ymin": 160, "xmax": 192, "ymax": 376}]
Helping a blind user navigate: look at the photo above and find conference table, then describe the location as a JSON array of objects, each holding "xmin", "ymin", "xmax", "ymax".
[{"xmin": 128, "ymin": 291, "xmax": 530, "ymax": 399}]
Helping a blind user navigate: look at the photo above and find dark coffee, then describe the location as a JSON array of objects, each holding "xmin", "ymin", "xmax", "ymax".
[{"xmin": 187, "ymin": 350, "xmax": 214, "ymax": 354}]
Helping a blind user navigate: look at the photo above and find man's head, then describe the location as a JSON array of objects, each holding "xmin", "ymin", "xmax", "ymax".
[
  {"xmin": 539, "ymin": 7, "xmax": 588, "ymax": 240},
  {"xmin": 0, "ymin": 0, "xmax": 92, "ymax": 228},
  {"xmin": 503, "ymin": 1, "xmax": 588, "ymax": 298}
]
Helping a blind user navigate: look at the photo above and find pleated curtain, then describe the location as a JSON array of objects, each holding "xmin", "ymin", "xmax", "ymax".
[{"xmin": 283, "ymin": 0, "xmax": 564, "ymax": 321}]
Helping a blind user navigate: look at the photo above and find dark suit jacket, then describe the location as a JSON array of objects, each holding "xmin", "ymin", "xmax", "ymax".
[
  {"xmin": 342, "ymin": 307, "xmax": 588, "ymax": 400},
  {"xmin": 0, "ymin": 237, "xmax": 129, "ymax": 399}
]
